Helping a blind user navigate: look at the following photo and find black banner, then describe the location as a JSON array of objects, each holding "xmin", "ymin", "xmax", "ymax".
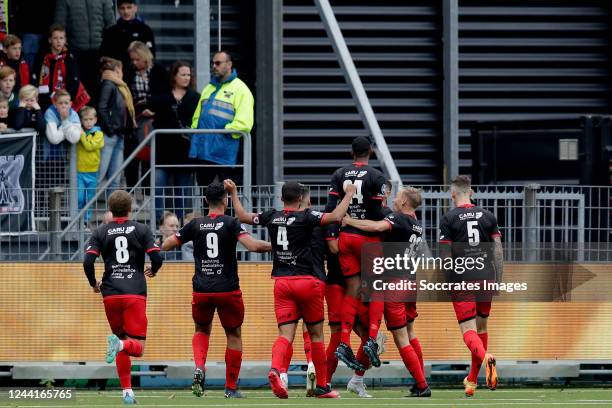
[{"xmin": 0, "ymin": 133, "xmax": 36, "ymax": 235}]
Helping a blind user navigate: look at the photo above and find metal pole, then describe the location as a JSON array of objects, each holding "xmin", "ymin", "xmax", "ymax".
[
  {"xmin": 443, "ymin": 0, "xmax": 459, "ymax": 183},
  {"xmin": 314, "ymin": 0, "xmax": 401, "ymax": 186},
  {"xmin": 69, "ymin": 144, "xmax": 78, "ymax": 218},
  {"xmin": 524, "ymin": 183, "xmax": 539, "ymax": 262},
  {"xmin": 49, "ymin": 187, "xmax": 63, "ymax": 260},
  {"xmin": 218, "ymin": 0, "xmax": 222, "ymax": 51},
  {"xmin": 195, "ymin": 0, "xmax": 210, "ymax": 90},
  {"xmin": 150, "ymin": 134, "xmax": 157, "ymax": 232}
]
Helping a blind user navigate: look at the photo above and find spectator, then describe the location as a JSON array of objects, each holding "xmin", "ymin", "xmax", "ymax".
[
  {"xmin": 44, "ymin": 89, "xmax": 82, "ymax": 146},
  {"xmin": 9, "ymin": 0, "xmax": 57, "ymax": 68},
  {"xmin": 190, "ymin": 50, "xmax": 254, "ymax": 186},
  {"xmin": 124, "ymin": 40, "xmax": 167, "ymax": 188},
  {"xmin": 34, "ymin": 24, "xmax": 90, "ymax": 112},
  {"xmin": 54, "ymin": 0, "xmax": 115, "ymax": 102},
  {"xmin": 0, "ymin": 34, "xmax": 31, "ymax": 90},
  {"xmin": 12, "ymin": 85, "xmax": 44, "ymax": 133},
  {"xmin": 0, "ymin": 94, "xmax": 9, "ymax": 131},
  {"xmin": 0, "ymin": 1, "xmax": 7, "ymax": 43},
  {"xmin": 77, "ymin": 106, "xmax": 104, "ymax": 228},
  {"xmin": 100, "ymin": 0, "xmax": 155, "ymax": 70},
  {"xmin": 152, "ymin": 61, "xmax": 200, "ymax": 221},
  {"xmin": 0, "ymin": 66, "xmax": 17, "ymax": 111},
  {"xmin": 158, "ymin": 210, "xmax": 180, "ymax": 260},
  {"xmin": 97, "ymin": 57, "xmax": 136, "ymax": 195}
]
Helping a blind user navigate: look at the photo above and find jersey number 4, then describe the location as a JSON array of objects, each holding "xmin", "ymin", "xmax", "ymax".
[
  {"xmin": 277, "ymin": 226, "xmax": 289, "ymax": 250},
  {"xmin": 343, "ymin": 180, "xmax": 364, "ymax": 204}
]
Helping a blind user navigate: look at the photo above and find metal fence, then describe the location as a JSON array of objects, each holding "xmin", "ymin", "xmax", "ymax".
[{"xmin": 2, "ymin": 183, "xmax": 610, "ymax": 262}]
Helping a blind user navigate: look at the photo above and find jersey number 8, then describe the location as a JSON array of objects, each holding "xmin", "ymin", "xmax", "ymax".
[{"xmin": 114, "ymin": 236, "xmax": 129, "ymax": 263}]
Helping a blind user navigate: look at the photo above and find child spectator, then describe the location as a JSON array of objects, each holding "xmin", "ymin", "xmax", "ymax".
[
  {"xmin": 44, "ymin": 89, "xmax": 81, "ymax": 146},
  {"xmin": 0, "ymin": 66, "xmax": 17, "ymax": 111},
  {"xmin": 0, "ymin": 94, "xmax": 9, "ymax": 131},
  {"xmin": 35, "ymin": 24, "xmax": 89, "ymax": 112},
  {"xmin": 77, "ymin": 106, "xmax": 104, "ymax": 227},
  {"xmin": 12, "ymin": 85, "xmax": 44, "ymax": 133},
  {"xmin": 0, "ymin": 34, "xmax": 31, "ymax": 89}
]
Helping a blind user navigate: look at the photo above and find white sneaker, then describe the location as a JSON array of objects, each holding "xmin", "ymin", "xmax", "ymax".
[
  {"xmin": 347, "ymin": 376, "xmax": 372, "ymax": 398},
  {"xmin": 306, "ymin": 362, "xmax": 316, "ymax": 397},
  {"xmin": 280, "ymin": 372, "xmax": 289, "ymax": 389},
  {"xmin": 376, "ymin": 332, "xmax": 387, "ymax": 356}
]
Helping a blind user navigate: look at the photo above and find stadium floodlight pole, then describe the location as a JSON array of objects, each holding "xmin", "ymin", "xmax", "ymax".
[{"xmin": 314, "ymin": 0, "xmax": 402, "ymax": 190}]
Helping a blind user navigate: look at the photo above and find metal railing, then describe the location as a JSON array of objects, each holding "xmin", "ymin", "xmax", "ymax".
[
  {"xmin": 4, "ymin": 183, "xmax": 608, "ymax": 262},
  {"xmin": 35, "ymin": 129, "xmax": 252, "ymax": 261}
]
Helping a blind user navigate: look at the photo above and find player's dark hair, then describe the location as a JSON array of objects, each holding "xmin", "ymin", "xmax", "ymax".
[
  {"xmin": 108, "ymin": 190, "xmax": 132, "ymax": 217},
  {"xmin": 205, "ymin": 182, "xmax": 226, "ymax": 206},
  {"xmin": 351, "ymin": 136, "xmax": 371, "ymax": 158},
  {"xmin": 451, "ymin": 175, "xmax": 472, "ymax": 195},
  {"xmin": 282, "ymin": 181, "xmax": 303, "ymax": 204}
]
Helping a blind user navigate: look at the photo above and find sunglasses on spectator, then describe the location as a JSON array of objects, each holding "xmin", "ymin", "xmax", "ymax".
[{"xmin": 211, "ymin": 60, "xmax": 228, "ymax": 66}]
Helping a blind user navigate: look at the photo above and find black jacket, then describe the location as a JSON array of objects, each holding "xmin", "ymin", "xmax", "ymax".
[
  {"xmin": 100, "ymin": 18, "xmax": 156, "ymax": 69},
  {"xmin": 12, "ymin": 107, "xmax": 45, "ymax": 133},
  {"xmin": 97, "ymin": 79, "xmax": 131, "ymax": 136},
  {"xmin": 126, "ymin": 64, "xmax": 168, "ymax": 114},
  {"xmin": 152, "ymin": 88, "xmax": 201, "ymax": 165}
]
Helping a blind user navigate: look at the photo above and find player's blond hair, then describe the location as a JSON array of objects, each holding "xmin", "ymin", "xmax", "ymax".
[
  {"xmin": 451, "ymin": 175, "xmax": 472, "ymax": 196},
  {"xmin": 400, "ymin": 186, "xmax": 422, "ymax": 210},
  {"xmin": 108, "ymin": 190, "xmax": 133, "ymax": 217}
]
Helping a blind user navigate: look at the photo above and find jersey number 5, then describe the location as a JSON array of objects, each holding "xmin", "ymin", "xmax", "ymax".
[
  {"xmin": 467, "ymin": 221, "xmax": 480, "ymax": 246},
  {"xmin": 343, "ymin": 180, "xmax": 364, "ymax": 204},
  {"xmin": 115, "ymin": 236, "xmax": 129, "ymax": 264}
]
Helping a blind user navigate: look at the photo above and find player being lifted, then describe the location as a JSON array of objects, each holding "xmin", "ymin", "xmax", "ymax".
[
  {"xmin": 226, "ymin": 179, "xmax": 355, "ymax": 399},
  {"xmin": 439, "ymin": 175, "xmax": 502, "ymax": 397},
  {"xmin": 161, "ymin": 182, "xmax": 272, "ymax": 398},
  {"xmin": 327, "ymin": 136, "xmax": 388, "ymax": 370},
  {"xmin": 83, "ymin": 190, "xmax": 163, "ymax": 405},
  {"xmin": 344, "ymin": 187, "xmax": 431, "ymax": 397}
]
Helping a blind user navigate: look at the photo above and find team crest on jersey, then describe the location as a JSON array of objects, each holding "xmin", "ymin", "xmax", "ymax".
[
  {"xmin": 125, "ymin": 226, "xmax": 135, "ymax": 234},
  {"xmin": 215, "ymin": 222, "xmax": 224, "ymax": 230},
  {"xmin": 357, "ymin": 170, "xmax": 367, "ymax": 178},
  {"xmin": 287, "ymin": 217, "xmax": 296, "ymax": 225},
  {"xmin": 310, "ymin": 210, "xmax": 323, "ymax": 218}
]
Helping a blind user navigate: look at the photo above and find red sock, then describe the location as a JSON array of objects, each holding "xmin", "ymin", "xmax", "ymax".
[
  {"xmin": 281, "ymin": 342, "xmax": 293, "ymax": 374},
  {"xmin": 122, "ymin": 339, "xmax": 143, "ymax": 357},
  {"xmin": 368, "ymin": 301, "xmax": 385, "ymax": 339},
  {"xmin": 400, "ymin": 345, "xmax": 427, "ymax": 389},
  {"xmin": 271, "ymin": 336, "xmax": 291, "ymax": 372},
  {"xmin": 463, "ymin": 330, "xmax": 485, "ymax": 383},
  {"xmin": 340, "ymin": 296, "xmax": 360, "ymax": 346},
  {"xmin": 116, "ymin": 351, "xmax": 132, "ymax": 389},
  {"xmin": 410, "ymin": 337, "xmax": 424, "ymax": 373},
  {"xmin": 192, "ymin": 332, "xmax": 210, "ymax": 370},
  {"xmin": 355, "ymin": 339, "xmax": 369, "ymax": 376},
  {"xmin": 303, "ymin": 330, "xmax": 312, "ymax": 364},
  {"xmin": 311, "ymin": 342, "xmax": 327, "ymax": 388},
  {"xmin": 225, "ymin": 348, "xmax": 242, "ymax": 390},
  {"xmin": 326, "ymin": 331, "xmax": 341, "ymax": 384},
  {"xmin": 479, "ymin": 332, "xmax": 489, "ymax": 351}
]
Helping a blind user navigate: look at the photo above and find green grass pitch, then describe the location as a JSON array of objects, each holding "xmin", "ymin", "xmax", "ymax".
[{"xmin": 3, "ymin": 388, "xmax": 612, "ymax": 408}]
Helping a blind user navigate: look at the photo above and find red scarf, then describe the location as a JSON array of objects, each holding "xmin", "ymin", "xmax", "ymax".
[{"xmin": 39, "ymin": 49, "xmax": 90, "ymax": 111}]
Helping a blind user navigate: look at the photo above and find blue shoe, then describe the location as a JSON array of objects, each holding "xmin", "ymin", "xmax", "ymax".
[
  {"xmin": 106, "ymin": 334, "xmax": 122, "ymax": 364},
  {"xmin": 122, "ymin": 393, "xmax": 136, "ymax": 404}
]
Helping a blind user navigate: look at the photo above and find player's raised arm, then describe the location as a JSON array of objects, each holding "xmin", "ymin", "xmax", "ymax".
[
  {"xmin": 225, "ymin": 179, "xmax": 258, "ymax": 224},
  {"xmin": 322, "ymin": 183, "xmax": 356, "ymax": 225},
  {"xmin": 343, "ymin": 216, "xmax": 391, "ymax": 233}
]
